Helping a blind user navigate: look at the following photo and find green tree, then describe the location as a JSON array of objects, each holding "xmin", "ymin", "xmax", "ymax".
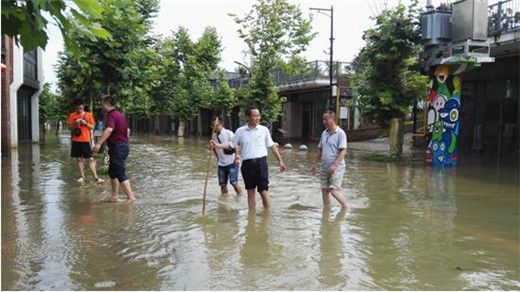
[
  {"xmin": 231, "ymin": 0, "xmax": 315, "ymax": 123},
  {"xmin": 203, "ymin": 72, "xmax": 237, "ymax": 119},
  {"xmin": 55, "ymin": 0, "xmax": 159, "ymax": 116},
  {"xmin": 167, "ymin": 26, "xmax": 223, "ymax": 136},
  {"xmin": 149, "ymin": 36, "xmax": 179, "ymax": 117},
  {"xmin": 352, "ymin": 1, "xmax": 428, "ymax": 158},
  {"xmin": 1, "ymin": 0, "xmax": 110, "ymax": 51},
  {"xmin": 39, "ymin": 83, "xmax": 66, "ymax": 135},
  {"xmin": 278, "ymin": 56, "xmax": 313, "ymax": 76}
]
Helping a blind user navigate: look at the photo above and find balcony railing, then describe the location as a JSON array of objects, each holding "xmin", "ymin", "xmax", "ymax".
[
  {"xmin": 226, "ymin": 60, "xmax": 351, "ymax": 88},
  {"xmin": 229, "ymin": 76, "xmax": 249, "ymax": 88},
  {"xmin": 274, "ymin": 60, "xmax": 351, "ymax": 86},
  {"xmin": 488, "ymin": 0, "xmax": 520, "ymax": 36}
]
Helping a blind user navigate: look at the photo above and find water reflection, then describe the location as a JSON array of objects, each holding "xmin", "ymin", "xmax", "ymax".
[
  {"xmin": 1, "ymin": 145, "xmax": 49, "ymax": 290},
  {"xmin": 66, "ymin": 203, "xmax": 162, "ymax": 290},
  {"xmin": 1, "ymin": 148, "xmax": 20, "ymax": 289},
  {"xmin": 201, "ymin": 195, "xmax": 241, "ymax": 289},
  {"xmin": 240, "ymin": 209, "xmax": 271, "ymax": 268},
  {"xmin": 318, "ymin": 207, "xmax": 347, "ymax": 288},
  {"xmin": 1, "ymin": 134, "xmax": 518, "ymax": 290}
]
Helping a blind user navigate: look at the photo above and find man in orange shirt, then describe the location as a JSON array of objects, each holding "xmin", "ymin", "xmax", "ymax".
[{"xmin": 67, "ymin": 101, "xmax": 104, "ymax": 183}]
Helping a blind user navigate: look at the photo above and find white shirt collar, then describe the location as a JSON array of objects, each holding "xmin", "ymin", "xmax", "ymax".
[
  {"xmin": 326, "ymin": 126, "xmax": 339, "ymax": 133},
  {"xmin": 246, "ymin": 124, "xmax": 259, "ymax": 131}
]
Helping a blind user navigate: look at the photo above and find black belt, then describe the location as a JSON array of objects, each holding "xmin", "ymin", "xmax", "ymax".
[
  {"xmin": 108, "ymin": 141, "xmax": 128, "ymax": 147},
  {"xmin": 243, "ymin": 156, "xmax": 267, "ymax": 163}
]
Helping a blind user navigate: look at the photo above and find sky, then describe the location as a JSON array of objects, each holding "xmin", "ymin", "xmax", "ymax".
[{"xmin": 42, "ymin": 0, "xmax": 449, "ymax": 92}]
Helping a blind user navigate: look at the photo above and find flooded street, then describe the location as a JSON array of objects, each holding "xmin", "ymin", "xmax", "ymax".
[{"xmin": 2, "ymin": 134, "xmax": 519, "ymax": 290}]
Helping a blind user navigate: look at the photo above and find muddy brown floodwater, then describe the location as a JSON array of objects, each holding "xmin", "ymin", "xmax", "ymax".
[{"xmin": 2, "ymin": 133, "xmax": 519, "ymax": 290}]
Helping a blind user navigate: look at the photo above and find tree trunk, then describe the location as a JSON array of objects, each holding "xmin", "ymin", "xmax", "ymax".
[
  {"xmin": 154, "ymin": 116, "xmax": 160, "ymax": 135},
  {"xmin": 40, "ymin": 123, "xmax": 46, "ymax": 142},
  {"xmin": 178, "ymin": 119, "xmax": 186, "ymax": 137},
  {"xmin": 197, "ymin": 114, "xmax": 202, "ymax": 136},
  {"xmin": 55, "ymin": 122, "xmax": 60, "ymax": 136},
  {"xmin": 388, "ymin": 117, "xmax": 404, "ymax": 158}
]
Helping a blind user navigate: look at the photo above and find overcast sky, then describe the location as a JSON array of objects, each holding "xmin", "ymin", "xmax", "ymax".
[{"xmin": 43, "ymin": 0, "xmax": 449, "ymax": 92}]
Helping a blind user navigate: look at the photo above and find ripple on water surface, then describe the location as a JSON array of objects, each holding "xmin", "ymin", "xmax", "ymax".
[{"xmin": 1, "ymin": 135, "xmax": 519, "ymax": 290}]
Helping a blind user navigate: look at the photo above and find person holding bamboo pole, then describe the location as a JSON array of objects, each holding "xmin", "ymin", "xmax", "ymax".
[
  {"xmin": 210, "ymin": 107, "xmax": 287, "ymax": 209},
  {"xmin": 210, "ymin": 116, "xmax": 242, "ymax": 196}
]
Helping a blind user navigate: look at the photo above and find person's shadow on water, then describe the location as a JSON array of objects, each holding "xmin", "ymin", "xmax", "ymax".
[{"xmin": 318, "ymin": 207, "xmax": 347, "ymax": 289}]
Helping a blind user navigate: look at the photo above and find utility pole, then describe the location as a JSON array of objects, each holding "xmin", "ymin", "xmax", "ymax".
[
  {"xmin": 310, "ymin": 5, "xmax": 334, "ymax": 110},
  {"xmin": 330, "ymin": 5, "xmax": 334, "ymax": 110}
]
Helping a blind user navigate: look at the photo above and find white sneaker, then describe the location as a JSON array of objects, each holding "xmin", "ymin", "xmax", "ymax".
[
  {"xmin": 95, "ymin": 177, "xmax": 105, "ymax": 183},
  {"xmin": 76, "ymin": 177, "xmax": 85, "ymax": 183}
]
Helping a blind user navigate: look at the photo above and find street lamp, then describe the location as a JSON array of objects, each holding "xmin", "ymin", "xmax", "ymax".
[
  {"xmin": 309, "ymin": 5, "xmax": 334, "ymax": 110},
  {"xmin": 233, "ymin": 60, "xmax": 251, "ymax": 77}
]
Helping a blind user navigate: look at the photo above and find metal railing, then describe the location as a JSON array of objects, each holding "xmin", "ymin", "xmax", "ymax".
[
  {"xmin": 228, "ymin": 76, "xmax": 249, "ymax": 88},
  {"xmin": 488, "ymin": 0, "xmax": 520, "ymax": 35},
  {"xmin": 226, "ymin": 60, "xmax": 351, "ymax": 88},
  {"xmin": 274, "ymin": 60, "xmax": 351, "ymax": 86}
]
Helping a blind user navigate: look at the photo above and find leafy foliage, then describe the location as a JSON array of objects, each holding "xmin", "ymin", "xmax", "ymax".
[
  {"xmin": 1, "ymin": 0, "xmax": 110, "ymax": 51},
  {"xmin": 352, "ymin": 0, "xmax": 428, "ymax": 158},
  {"xmin": 55, "ymin": 0, "xmax": 159, "ymax": 118},
  {"xmin": 164, "ymin": 26, "xmax": 227, "ymax": 121},
  {"xmin": 277, "ymin": 56, "xmax": 313, "ymax": 76},
  {"xmin": 231, "ymin": 0, "xmax": 315, "ymax": 123},
  {"xmin": 39, "ymin": 83, "xmax": 67, "ymax": 131},
  {"xmin": 53, "ymin": 0, "xmax": 235, "ymax": 129},
  {"xmin": 352, "ymin": 0, "xmax": 428, "ymax": 126}
]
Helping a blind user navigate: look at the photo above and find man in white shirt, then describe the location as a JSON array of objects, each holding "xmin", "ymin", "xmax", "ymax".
[
  {"xmin": 211, "ymin": 116, "xmax": 242, "ymax": 196},
  {"xmin": 211, "ymin": 107, "xmax": 287, "ymax": 209},
  {"xmin": 311, "ymin": 110, "xmax": 348, "ymax": 209}
]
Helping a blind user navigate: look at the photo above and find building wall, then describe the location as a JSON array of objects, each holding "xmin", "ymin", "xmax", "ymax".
[
  {"xmin": 31, "ymin": 48, "xmax": 43, "ymax": 142},
  {"xmin": 3, "ymin": 39, "xmax": 43, "ymax": 150},
  {"xmin": 9, "ymin": 38, "xmax": 23, "ymax": 147},
  {"xmin": 281, "ymin": 87, "xmax": 328, "ymax": 141},
  {"xmin": 1, "ymin": 36, "xmax": 13, "ymax": 156},
  {"xmin": 282, "ymin": 101, "xmax": 303, "ymax": 139}
]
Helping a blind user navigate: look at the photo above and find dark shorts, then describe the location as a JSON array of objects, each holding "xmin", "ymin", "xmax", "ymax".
[
  {"xmin": 241, "ymin": 156, "xmax": 269, "ymax": 192},
  {"xmin": 71, "ymin": 141, "xmax": 93, "ymax": 158},
  {"xmin": 108, "ymin": 142, "xmax": 129, "ymax": 183},
  {"xmin": 218, "ymin": 163, "xmax": 240, "ymax": 186}
]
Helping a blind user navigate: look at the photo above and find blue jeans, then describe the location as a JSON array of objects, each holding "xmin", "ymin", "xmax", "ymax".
[
  {"xmin": 218, "ymin": 163, "xmax": 239, "ymax": 186},
  {"xmin": 108, "ymin": 142, "xmax": 129, "ymax": 182}
]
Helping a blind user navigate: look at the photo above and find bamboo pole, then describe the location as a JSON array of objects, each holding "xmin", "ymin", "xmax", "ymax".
[
  {"xmin": 202, "ymin": 145, "xmax": 212, "ymax": 213},
  {"xmin": 202, "ymin": 125, "xmax": 215, "ymax": 213}
]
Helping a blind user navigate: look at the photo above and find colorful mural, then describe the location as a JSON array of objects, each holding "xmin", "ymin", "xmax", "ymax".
[{"xmin": 426, "ymin": 65, "xmax": 461, "ymax": 167}]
